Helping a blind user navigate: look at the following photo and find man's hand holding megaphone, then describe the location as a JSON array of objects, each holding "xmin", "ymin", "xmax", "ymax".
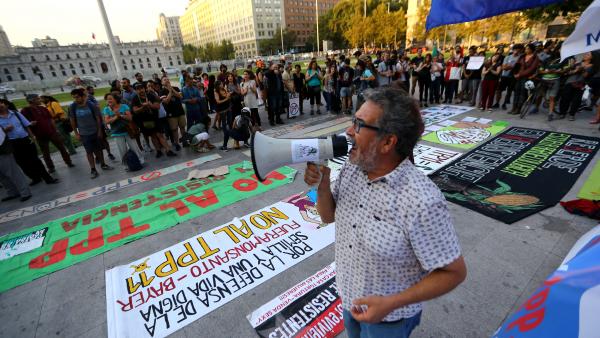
[{"xmin": 304, "ymin": 162, "xmax": 331, "ymax": 188}]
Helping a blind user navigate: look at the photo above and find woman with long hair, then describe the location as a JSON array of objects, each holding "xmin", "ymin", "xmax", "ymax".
[
  {"xmin": 416, "ymin": 54, "xmax": 432, "ymax": 107},
  {"xmin": 323, "ymin": 64, "xmax": 339, "ymax": 114},
  {"xmin": 305, "ymin": 60, "xmax": 323, "ymax": 115},
  {"xmin": 102, "ymin": 93, "xmax": 145, "ymax": 169},
  {"xmin": 207, "ymin": 75, "xmax": 220, "ymax": 130},
  {"xmin": 241, "ymin": 69, "xmax": 261, "ymax": 128},
  {"xmin": 214, "ymin": 80, "xmax": 232, "ymax": 151}
]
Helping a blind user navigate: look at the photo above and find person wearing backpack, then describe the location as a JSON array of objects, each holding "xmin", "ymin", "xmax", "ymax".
[
  {"xmin": 376, "ymin": 52, "xmax": 395, "ymax": 87},
  {"xmin": 102, "ymin": 93, "xmax": 145, "ymax": 171},
  {"xmin": 69, "ymin": 88, "xmax": 114, "ymax": 179}
]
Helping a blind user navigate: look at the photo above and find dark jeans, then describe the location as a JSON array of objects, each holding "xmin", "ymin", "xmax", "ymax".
[
  {"xmin": 37, "ymin": 131, "xmax": 72, "ymax": 170},
  {"xmin": 323, "ymin": 91, "xmax": 332, "ymax": 111},
  {"xmin": 308, "ymin": 85, "xmax": 322, "ymax": 106},
  {"xmin": 418, "ymin": 77, "xmax": 430, "ymax": 103},
  {"xmin": 513, "ymin": 78, "xmax": 528, "ymax": 110},
  {"xmin": 430, "ymin": 76, "xmax": 442, "ymax": 103},
  {"xmin": 11, "ymin": 137, "xmax": 53, "ymax": 182},
  {"xmin": 445, "ymin": 80, "xmax": 459, "ymax": 103},
  {"xmin": 344, "ymin": 310, "xmax": 421, "ymax": 338},
  {"xmin": 186, "ymin": 108, "xmax": 204, "ymax": 129},
  {"xmin": 559, "ymin": 83, "xmax": 584, "ymax": 116},
  {"xmin": 267, "ymin": 95, "xmax": 282, "ymax": 123},
  {"xmin": 220, "ymin": 110, "xmax": 232, "ymax": 148},
  {"xmin": 250, "ymin": 107, "xmax": 261, "ymax": 126}
]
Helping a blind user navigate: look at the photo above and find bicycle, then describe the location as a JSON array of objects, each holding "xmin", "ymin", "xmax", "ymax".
[{"xmin": 518, "ymin": 79, "xmax": 552, "ymax": 119}]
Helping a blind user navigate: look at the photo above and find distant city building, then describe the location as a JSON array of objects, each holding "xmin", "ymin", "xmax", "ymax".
[
  {"xmin": 32, "ymin": 36, "xmax": 60, "ymax": 48},
  {"xmin": 0, "ymin": 40, "xmax": 183, "ymax": 88},
  {"xmin": 0, "ymin": 26, "xmax": 14, "ymax": 57},
  {"xmin": 282, "ymin": 0, "xmax": 339, "ymax": 50},
  {"xmin": 157, "ymin": 13, "xmax": 183, "ymax": 47},
  {"xmin": 179, "ymin": 0, "xmax": 285, "ymax": 58}
]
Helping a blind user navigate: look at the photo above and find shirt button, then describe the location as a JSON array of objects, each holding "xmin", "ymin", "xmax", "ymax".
[
  {"xmin": 352, "ymin": 225, "xmax": 356, "ymax": 228},
  {"xmin": 359, "ymin": 204, "xmax": 363, "ymax": 208},
  {"xmin": 349, "ymin": 244, "xmax": 353, "ymax": 248},
  {"xmin": 367, "ymin": 183, "xmax": 371, "ymax": 186}
]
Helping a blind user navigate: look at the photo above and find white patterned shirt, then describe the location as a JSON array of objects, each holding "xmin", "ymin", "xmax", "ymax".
[{"xmin": 332, "ymin": 159, "xmax": 461, "ymax": 321}]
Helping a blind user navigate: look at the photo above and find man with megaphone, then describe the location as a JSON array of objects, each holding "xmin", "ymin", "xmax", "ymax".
[{"xmin": 304, "ymin": 86, "xmax": 467, "ymax": 337}]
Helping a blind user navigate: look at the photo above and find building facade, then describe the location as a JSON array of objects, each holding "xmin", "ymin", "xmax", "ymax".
[
  {"xmin": 32, "ymin": 36, "xmax": 60, "ymax": 48},
  {"xmin": 0, "ymin": 41, "xmax": 183, "ymax": 89},
  {"xmin": 157, "ymin": 14, "xmax": 184, "ymax": 47},
  {"xmin": 282, "ymin": 0, "xmax": 339, "ymax": 50},
  {"xmin": 0, "ymin": 26, "xmax": 14, "ymax": 57},
  {"xmin": 179, "ymin": 0, "xmax": 286, "ymax": 58}
]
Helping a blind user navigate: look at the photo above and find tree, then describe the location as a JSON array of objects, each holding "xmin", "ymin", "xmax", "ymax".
[
  {"xmin": 259, "ymin": 29, "xmax": 297, "ymax": 54},
  {"xmin": 523, "ymin": 0, "xmax": 593, "ymax": 24},
  {"xmin": 183, "ymin": 44, "xmax": 199, "ymax": 64},
  {"xmin": 217, "ymin": 40, "xmax": 235, "ymax": 60}
]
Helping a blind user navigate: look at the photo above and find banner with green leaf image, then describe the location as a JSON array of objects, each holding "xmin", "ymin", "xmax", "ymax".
[
  {"xmin": 430, "ymin": 128, "xmax": 600, "ymax": 224},
  {"xmin": 422, "ymin": 119, "xmax": 509, "ymax": 150},
  {"xmin": 0, "ymin": 161, "xmax": 296, "ymax": 293}
]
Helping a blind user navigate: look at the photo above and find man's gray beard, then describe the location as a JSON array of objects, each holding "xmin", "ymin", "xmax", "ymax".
[{"xmin": 349, "ymin": 140, "xmax": 378, "ymax": 172}]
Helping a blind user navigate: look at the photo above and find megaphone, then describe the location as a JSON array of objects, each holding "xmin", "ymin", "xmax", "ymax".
[{"xmin": 251, "ymin": 132, "xmax": 348, "ymax": 182}]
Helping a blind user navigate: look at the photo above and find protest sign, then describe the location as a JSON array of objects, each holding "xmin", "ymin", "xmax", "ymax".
[
  {"xmin": 413, "ymin": 144, "xmax": 463, "ymax": 174},
  {"xmin": 431, "ymin": 128, "xmax": 600, "ymax": 223},
  {"xmin": 248, "ymin": 263, "xmax": 343, "ymax": 338},
  {"xmin": 421, "ymin": 105, "xmax": 471, "ymax": 126},
  {"xmin": 105, "ymin": 191, "xmax": 335, "ymax": 338},
  {"xmin": 0, "ymin": 228, "xmax": 48, "ymax": 261},
  {"xmin": 422, "ymin": 120, "xmax": 509, "ymax": 149},
  {"xmin": 0, "ymin": 161, "xmax": 295, "ymax": 293},
  {"xmin": 0, "ymin": 154, "xmax": 221, "ymax": 224},
  {"xmin": 466, "ymin": 56, "xmax": 485, "ymax": 70}
]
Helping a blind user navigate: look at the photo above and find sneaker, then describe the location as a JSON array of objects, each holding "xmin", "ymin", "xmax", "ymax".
[
  {"xmin": 219, "ymin": 146, "xmax": 229, "ymax": 152},
  {"xmin": 166, "ymin": 150, "xmax": 177, "ymax": 157},
  {"xmin": 90, "ymin": 170, "xmax": 99, "ymax": 179},
  {"xmin": 487, "ymin": 108, "xmax": 493, "ymax": 112},
  {"xmin": 100, "ymin": 164, "xmax": 114, "ymax": 170},
  {"xmin": 20, "ymin": 195, "xmax": 32, "ymax": 202},
  {"xmin": 547, "ymin": 113, "xmax": 554, "ymax": 121},
  {"xmin": 175, "ymin": 144, "xmax": 181, "ymax": 151},
  {"xmin": 501, "ymin": 104, "xmax": 507, "ymax": 110},
  {"xmin": 156, "ymin": 151, "xmax": 163, "ymax": 158},
  {"xmin": 108, "ymin": 153, "xmax": 116, "ymax": 161},
  {"xmin": 568, "ymin": 115, "xmax": 575, "ymax": 121},
  {"xmin": 67, "ymin": 163, "xmax": 75, "ymax": 168},
  {"xmin": 276, "ymin": 120, "xmax": 284, "ymax": 125},
  {"xmin": 492, "ymin": 103, "xmax": 500, "ymax": 108},
  {"xmin": 479, "ymin": 107, "xmax": 485, "ymax": 111},
  {"xmin": 317, "ymin": 110, "xmax": 322, "ymax": 115}
]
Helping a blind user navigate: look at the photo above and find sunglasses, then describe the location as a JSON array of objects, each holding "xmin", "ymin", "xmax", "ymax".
[{"xmin": 352, "ymin": 117, "xmax": 380, "ymax": 134}]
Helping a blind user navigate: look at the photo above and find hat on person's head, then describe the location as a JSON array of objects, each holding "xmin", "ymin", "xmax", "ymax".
[
  {"xmin": 241, "ymin": 107, "xmax": 251, "ymax": 115},
  {"xmin": 359, "ymin": 54, "xmax": 371, "ymax": 62},
  {"xmin": 133, "ymin": 83, "xmax": 145, "ymax": 89},
  {"xmin": 26, "ymin": 94, "xmax": 39, "ymax": 102}
]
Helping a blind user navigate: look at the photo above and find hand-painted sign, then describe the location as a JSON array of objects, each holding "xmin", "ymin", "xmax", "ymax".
[
  {"xmin": 421, "ymin": 105, "xmax": 471, "ymax": 126},
  {"xmin": 413, "ymin": 144, "xmax": 462, "ymax": 175},
  {"xmin": 493, "ymin": 225, "xmax": 600, "ymax": 338},
  {"xmin": 422, "ymin": 120, "xmax": 509, "ymax": 149},
  {"xmin": 0, "ymin": 228, "xmax": 47, "ymax": 261},
  {"xmin": 0, "ymin": 161, "xmax": 295, "ymax": 293},
  {"xmin": 105, "ymin": 192, "xmax": 335, "ymax": 338},
  {"xmin": 0, "ymin": 154, "xmax": 221, "ymax": 224},
  {"xmin": 247, "ymin": 263, "xmax": 343, "ymax": 338},
  {"xmin": 430, "ymin": 128, "xmax": 600, "ymax": 223}
]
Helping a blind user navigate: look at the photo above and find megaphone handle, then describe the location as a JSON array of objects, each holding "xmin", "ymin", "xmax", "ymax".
[{"xmin": 307, "ymin": 160, "xmax": 328, "ymax": 187}]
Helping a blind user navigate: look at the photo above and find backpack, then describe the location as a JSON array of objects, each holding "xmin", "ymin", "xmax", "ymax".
[{"xmin": 123, "ymin": 149, "xmax": 143, "ymax": 171}]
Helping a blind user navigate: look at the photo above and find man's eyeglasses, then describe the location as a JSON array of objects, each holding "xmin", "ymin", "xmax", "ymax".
[{"xmin": 352, "ymin": 117, "xmax": 380, "ymax": 134}]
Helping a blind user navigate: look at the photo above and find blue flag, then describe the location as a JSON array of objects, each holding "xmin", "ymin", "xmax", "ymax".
[{"xmin": 426, "ymin": 0, "xmax": 564, "ymax": 30}]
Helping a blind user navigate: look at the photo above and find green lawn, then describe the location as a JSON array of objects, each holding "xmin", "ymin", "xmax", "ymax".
[{"xmin": 12, "ymin": 86, "xmax": 112, "ymax": 109}]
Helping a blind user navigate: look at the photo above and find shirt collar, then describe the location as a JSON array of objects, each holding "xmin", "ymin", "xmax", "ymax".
[{"xmin": 361, "ymin": 159, "xmax": 412, "ymax": 186}]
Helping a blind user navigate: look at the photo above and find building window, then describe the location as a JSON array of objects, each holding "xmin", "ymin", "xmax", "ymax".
[
  {"xmin": 158, "ymin": 62, "xmax": 162, "ymax": 68},
  {"xmin": 177, "ymin": 61, "xmax": 181, "ymax": 65},
  {"xmin": 136, "ymin": 49, "xmax": 140, "ymax": 54},
  {"xmin": 59, "ymin": 64, "xmax": 64, "ymax": 69},
  {"xmin": 31, "ymin": 56, "xmax": 36, "ymax": 61},
  {"xmin": 61, "ymin": 71, "xmax": 66, "ymax": 76},
  {"xmin": 169, "ymin": 61, "xmax": 173, "ymax": 66},
  {"xmin": 154, "ymin": 48, "xmax": 158, "ymax": 53},
  {"xmin": 17, "ymin": 67, "xmax": 23, "ymax": 73},
  {"xmin": 140, "ymin": 64, "xmax": 144, "ymax": 69},
  {"xmin": 3, "ymin": 68, "xmax": 9, "ymax": 74},
  {"xmin": 56, "ymin": 54, "xmax": 61, "ymax": 60},
  {"xmin": 128, "ymin": 50, "xmax": 132, "ymax": 55},
  {"xmin": 100, "ymin": 62, "xmax": 109, "ymax": 73},
  {"xmin": 146, "ymin": 57, "xmax": 150, "ymax": 62},
  {"xmin": 88, "ymin": 62, "xmax": 93, "ymax": 67},
  {"xmin": 120, "ymin": 50, "xmax": 124, "ymax": 55},
  {"xmin": 76, "ymin": 53, "xmax": 80, "ymax": 58},
  {"xmin": 122, "ymin": 59, "xmax": 126, "ymax": 64},
  {"xmin": 144, "ymin": 49, "xmax": 148, "ymax": 53},
  {"xmin": 132, "ymin": 65, "xmax": 136, "ymax": 70},
  {"xmin": 86, "ymin": 52, "xmax": 90, "ymax": 58},
  {"xmin": 130, "ymin": 59, "xmax": 134, "ymax": 64},
  {"xmin": 81, "ymin": 69, "xmax": 86, "ymax": 74},
  {"xmin": 49, "ymin": 65, "xmax": 54, "ymax": 70},
  {"xmin": 176, "ymin": 55, "xmax": 180, "ymax": 60},
  {"xmin": 52, "ymin": 72, "xmax": 57, "ymax": 77},
  {"xmin": 69, "ymin": 64, "xmax": 74, "ymax": 69},
  {"xmin": 19, "ymin": 74, "xmax": 26, "ymax": 80},
  {"xmin": 7, "ymin": 75, "xmax": 12, "ymax": 81},
  {"xmin": 156, "ymin": 57, "xmax": 161, "ymax": 61},
  {"xmin": 123, "ymin": 65, "xmax": 128, "ymax": 70},
  {"xmin": 147, "ymin": 63, "xmax": 151, "ymax": 68},
  {"xmin": 71, "ymin": 70, "xmax": 76, "ymax": 75},
  {"xmin": 66, "ymin": 54, "xmax": 71, "ymax": 59},
  {"xmin": 79, "ymin": 63, "xmax": 84, "ymax": 67},
  {"xmin": 138, "ymin": 58, "xmax": 142, "ymax": 63},
  {"xmin": 45, "ymin": 55, "xmax": 50, "ymax": 61},
  {"xmin": 90, "ymin": 68, "xmax": 95, "ymax": 73}
]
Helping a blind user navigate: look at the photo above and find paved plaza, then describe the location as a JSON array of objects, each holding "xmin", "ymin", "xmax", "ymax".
[{"xmin": 0, "ymin": 102, "xmax": 599, "ymax": 338}]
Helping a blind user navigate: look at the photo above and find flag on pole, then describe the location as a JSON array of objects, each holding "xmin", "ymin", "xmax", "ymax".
[
  {"xmin": 560, "ymin": 0, "xmax": 600, "ymax": 61},
  {"xmin": 92, "ymin": 33, "xmax": 96, "ymax": 40},
  {"xmin": 426, "ymin": 0, "xmax": 564, "ymax": 31}
]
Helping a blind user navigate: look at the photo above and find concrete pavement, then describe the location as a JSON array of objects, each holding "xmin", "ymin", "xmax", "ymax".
[{"xmin": 0, "ymin": 100, "xmax": 599, "ymax": 338}]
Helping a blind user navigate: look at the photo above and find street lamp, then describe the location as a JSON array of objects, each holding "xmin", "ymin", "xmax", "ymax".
[
  {"xmin": 280, "ymin": 7, "xmax": 284, "ymax": 54},
  {"xmin": 315, "ymin": 0, "xmax": 320, "ymax": 54}
]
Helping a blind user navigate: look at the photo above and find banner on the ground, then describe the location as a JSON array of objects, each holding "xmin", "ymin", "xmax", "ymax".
[
  {"xmin": 0, "ymin": 161, "xmax": 295, "ymax": 293},
  {"xmin": 422, "ymin": 119, "xmax": 509, "ymax": 149},
  {"xmin": 493, "ymin": 224, "xmax": 600, "ymax": 338},
  {"xmin": 430, "ymin": 128, "xmax": 600, "ymax": 223},
  {"xmin": 0, "ymin": 154, "xmax": 222, "ymax": 224},
  {"xmin": 105, "ymin": 191, "xmax": 335, "ymax": 338},
  {"xmin": 578, "ymin": 160, "xmax": 600, "ymax": 201},
  {"xmin": 247, "ymin": 263, "xmax": 343, "ymax": 338},
  {"xmin": 413, "ymin": 144, "xmax": 463, "ymax": 175},
  {"xmin": 0, "ymin": 228, "xmax": 47, "ymax": 261},
  {"xmin": 421, "ymin": 105, "xmax": 470, "ymax": 126}
]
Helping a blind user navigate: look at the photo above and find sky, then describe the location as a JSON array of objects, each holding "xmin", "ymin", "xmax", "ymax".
[{"xmin": 1, "ymin": 0, "xmax": 189, "ymax": 46}]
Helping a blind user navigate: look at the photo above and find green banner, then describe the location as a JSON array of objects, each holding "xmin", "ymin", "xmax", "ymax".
[
  {"xmin": 422, "ymin": 120, "xmax": 509, "ymax": 150},
  {"xmin": 0, "ymin": 161, "xmax": 296, "ymax": 293},
  {"xmin": 577, "ymin": 160, "xmax": 600, "ymax": 201}
]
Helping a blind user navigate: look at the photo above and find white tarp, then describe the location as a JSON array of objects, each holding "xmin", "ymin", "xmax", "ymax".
[{"xmin": 561, "ymin": 0, "xmax": 600, "ymax": 61}]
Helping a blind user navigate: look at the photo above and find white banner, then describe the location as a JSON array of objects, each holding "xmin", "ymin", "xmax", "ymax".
[
  {"xmin": 421, "ymin": 105, "xmax": 471, "ymax": 126},
  {"xmin": 105, "ymin": 192, "xmax": 335, "ymax": 338},
  {"xmin": 561, "ymin": 0, "xmax": 600, "ymax": 61},
  {"xmin": 413, "ymin": 144, "xmax": 462, "ymax": 175},
  {"xmin": 289, "ymin": 94, "xmax": 301, "ymax": 118}
]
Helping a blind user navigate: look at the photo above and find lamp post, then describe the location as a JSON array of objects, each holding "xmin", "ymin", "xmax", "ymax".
[
  {"xmin": 315, "ymin": 0, "xmax": 320, "ymax": 55},
  {"xmin": 280, "ymin": 8, "xmax": 284, "ymax": 54},
  {"xmin": 96, "ymin": 0, "xmax": 122, "ymax": 79}
]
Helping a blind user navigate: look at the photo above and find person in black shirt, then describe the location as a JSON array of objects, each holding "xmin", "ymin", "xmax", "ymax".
[
  {"xmin": 264, "ymin": 64, "xmax": 285, "ymax": 125},
  {"xmin": 409, "ymin": 49, "xmax": 424, "ymax": 97},
  {"xmin": 293, "ymin": 65, "xmax": 306, "ymax": 115},
  {"xmin": 159, "ymin": 77, "xmax": 187, "ymax": 150},
  {"xmin": 131, "ymin": 83, "xmax": 176, "ymax": 158}
]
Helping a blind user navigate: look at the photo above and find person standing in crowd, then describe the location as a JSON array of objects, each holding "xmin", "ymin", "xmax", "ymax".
[
  {"xmin": 559, "ymin": 53, "xmax": 594, "ymax": 121},
  {"xmin": 0, "ymin": 125, "xmax": 32, "ymax": 202},
  {"xmin": 494, "ymin": 44, "xmax": 522, "ymax": 110},
  {"xmin": 416, "ymin": 54, "xmax": 432, "ymax": 107},
  {"xmin": 376, "ymin": 52, "xmax": 396, "ymax": 87},
  {"xmin": 444, "ymin": 55, "xmax": 461, "ymax": 104},
  {"xmin": 179, "ymin": 70, "xmax": 188, "ymax": 88},
  {"xmin": 110, "ymin": 79, "xmax": 122, "ymax": 93},
  {"xmin": 480, "ymin": 55, "xmax": 502, "ymax": 111},
  {"xmin": 323, "ymin": 64, "xmax": 338, "ymax": 114},
  {"xmin": 21, "ymin": 94, "xmax": 74, "ymax": 173},
  {"xmin": 293, "ymin": 64, "xmax": 306, "ymax": 115},
  {"xmin": 355, "ymin": 60, "xmax": 376, "ymax": 111},
  {"xmin": 430, "ymin": 56, "xmax": 444, "ymax": 104},
  {"xmin": 304, "ymin": 86, "xmax": 466, "ymax": 338},
  {"xmin": 69, "ymin": 88, "xmax": 113, "ymax": 179},
  {"xmin": 282, "ymin": 63, "xmax": 295, "ymax": 118},
  {"xmin": 241, "ymin": 69, "xmax": 261, "ymax": 128},
  {"xmin": 226, "ymin": 73, "xmax": 243, "ymax": 121},
  {"xmin": 160, "ymin": 77, "xmax": 187, "ymax": 150},
  {"xmin": 41, "ymin": 95, "xmax": 76, "ymax": 155},
  {"xmin": 265, "ymin": 63, "xmax": 285, "ymax": 125},
  {"xmin": 397, "ymin": 56, "xmax": 411, "ymax": 92},
  {"xmin": 306, "ymin": 60, "xmax": 324, "ymax": 115},
  {"xmin": 466, "ymin": 47, "xmax": 483, "ymax": 107},
  {"xmin": 120, "ymin": 77, "xmax": 145, "ymax": 151},
  {"xmin": 214, "ymin": 80, "xmax": 232, "ymax": 151},
  {"xmin": 437, "ymin": 55, "xmax": 446, "ymax": 100},
  {"xmin": 102, "ymin": 93, "xmax": 145, "ymax": 169},
  {"xmin": 131, "ymin": 83, "xmax": 176, "ymax": 158},
  {"xmin": 338, "ymin": 61, "xmax": 355, "ymax": 115},
  {"xmin": 512, "ymin": 43, "xmax": 540, "ymax": 115},
  {"xmin": 0, "ymin": 99, "xmax": 57, "ymax": 185},
  {"xmin": 134, "ymin": 72, "xmax": 146, "ymax": 89},
  {"xmin": 87, "ymin": 86, "xmax": 116, "ymax": 161},
  {"xmin": 217, "ymin": 64, "xmax": 228, "ymax": 84},
  {"xmin": 409, "ymin": 49, "xmax": 424, "ymax": 97},
  {"xmin": 182, "ymin": 76, "xmax": 204, "ymax": 130},
  {"xmin": 457, "ymin": 46, "xmax": 474, "ymax": 104}
]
